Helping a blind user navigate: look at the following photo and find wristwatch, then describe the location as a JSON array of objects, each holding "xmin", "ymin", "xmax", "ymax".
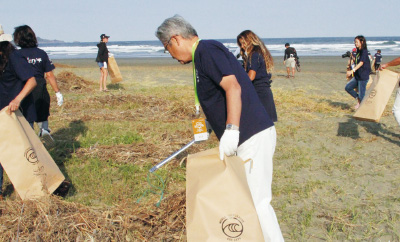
[{"xmin": 226, "ymin": 124, "xmax": 239, "ymax": 131}]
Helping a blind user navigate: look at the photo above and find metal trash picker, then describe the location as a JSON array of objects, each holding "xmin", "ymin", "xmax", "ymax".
[{"xmin": 149, "ymin": 119, "xmax": 212, "ymax": 173}]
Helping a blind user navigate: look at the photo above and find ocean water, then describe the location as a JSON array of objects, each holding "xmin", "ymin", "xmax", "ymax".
[{"xmin": 38, "ymin": 36, "xmax": 400, "ymax": 59}]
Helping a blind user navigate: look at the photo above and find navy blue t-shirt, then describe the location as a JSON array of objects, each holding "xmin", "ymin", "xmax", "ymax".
[
  {"xmin": 17, "ymin": 47, "xmax": 55, "ymax": 78},
  {"xmin": 355, "ymin": 48, "xmax": 371, "ymax": 81},
  {"xmin": 0, "ymin": 51, "xmax": 36, "ymax": 122},
  {"xmin": 374, "ymin": 53, "xmax": 382, "ymax": 63},
  {"xmin": 246, "ymin": 52, "xmax": 272, "ymax": 88},
  {"xmin": 194, "ymin": 40, "xmax": 273, "ymax": 145}
]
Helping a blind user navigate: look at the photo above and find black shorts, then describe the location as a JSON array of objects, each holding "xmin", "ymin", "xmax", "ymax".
[{"xmin": 31, "ymin": 77, "xmax": 50, "ymax": 122}]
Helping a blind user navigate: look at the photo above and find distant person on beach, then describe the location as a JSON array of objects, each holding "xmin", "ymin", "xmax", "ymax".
[
  {"xmin": 0, "ymin": 24, "xmax": 37, "ymax": 200},
  {"xmin": 13, "ymin": 25, "xmax": 63, "ymax": 143},
  {"xmin": 237, "ymin": 30, "xmax": 278, "ymax": 122},
  {"xmin": 380, "ymin": 56, "xmax": 400, "ymax": 126},
  {"xmin": 156, "ymin": 15, "xmax": 284, "ymax": 241},
  {"xmin": 345, "ymin": 35, "xmax": 371, "ymax": 110},
  {"xmin": 96, "ymin": 34, "xmax": 110, "ymax": 92},
  {"xmin": 374, "ymin": 50, "xmax": 382, "ymax": 72},
  {"xmin": 233, "ymin": 47, "xmax": 244, "ymax": 67},
  {"xmin": 350, "ymin": 47, "xmax": 357, "ymax": 69},
  {"xmin": 283, "ymin": 43, "xmax": 297, "ymax": 78}
]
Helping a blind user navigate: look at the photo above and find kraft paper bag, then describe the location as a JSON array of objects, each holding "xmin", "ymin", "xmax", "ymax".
[
  {"xmin": 186, "ymin": 148, "xmax": 264, "ymax": 241},
  {"xmin": 353, "ymin": 70, "xmax": 400, "ymax": 122},
  {"xmin": 0, "ymin": 108, "xmax": 65, "ymax": 200},
  {"xmin": 108, "ymin": 56, "xmax": 123, "ymax": 83},
  {"xmin": 366, "ymin": 75, "xmax": 373, "ymax": 90}
]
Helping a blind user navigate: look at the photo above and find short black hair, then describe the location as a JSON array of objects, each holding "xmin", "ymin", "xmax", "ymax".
[
  {"xmin": 13, "ymin": 25, "xmax": 38, "ymax": 48},
  {"xmin": 285, "ymin": 43, "xmax": 290, "ymax": 47}
]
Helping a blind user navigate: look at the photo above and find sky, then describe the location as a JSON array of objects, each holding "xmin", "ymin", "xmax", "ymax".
[{"xmin": 1, "ymin": 0, "xmax": 399, "ymax": 42}]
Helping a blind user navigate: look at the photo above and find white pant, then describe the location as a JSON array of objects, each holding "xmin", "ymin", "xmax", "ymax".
[
  {"xmin": 237, "ymin": 126, "xmax": 284, "ymax": 242},
  {"xmin": 393, "ymin": 87, "xmax": 400, "ymax": 126}
]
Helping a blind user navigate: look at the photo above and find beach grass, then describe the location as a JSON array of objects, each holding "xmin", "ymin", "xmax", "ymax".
[{"xmin": 0, "ymin": 56, "xmax": 399, "ymax": 240}]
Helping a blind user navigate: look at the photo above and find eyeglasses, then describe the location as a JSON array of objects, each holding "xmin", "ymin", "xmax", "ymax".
[{"xmin": 164, "ymin": 35, "xmax": 176, "ymax": 52}]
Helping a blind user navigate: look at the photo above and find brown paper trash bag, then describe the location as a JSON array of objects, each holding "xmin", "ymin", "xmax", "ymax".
[
  {"xmin": 186, "ymin": 148, "xmax": 264, "ymax": 241},
  {"xmin": 108, "ymin": 56, "xmax": 123, "ymax": 83},
  {"xmin": 0, "ymin": 108, "xmax": 65, "ymax": 200},
  {"xmin": 353, "ymin": 69, "xmax": 400, "ymax": 122},
  {"xmin": 366, "ymin": 74, "xmax": 373, "ymax": 90}
]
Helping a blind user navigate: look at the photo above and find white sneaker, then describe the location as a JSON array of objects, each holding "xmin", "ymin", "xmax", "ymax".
[{"xmin": 39, "ymin": 128, "xmax": 55, "ymax": 147}]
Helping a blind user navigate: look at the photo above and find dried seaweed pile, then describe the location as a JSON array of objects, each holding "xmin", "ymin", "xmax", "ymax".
[
  {"xmin": 56, "ymin": 71, "xmax": 94, "ymax": 92},
  {"xmin": 89, "ymin": 94, "xmax": 196, "ymax": 120},
  {"xmin": 0, "ymin": 190, "xmax": 186, "ymax": 241},
  {"xmin": 75, "ymin": 141, "xmax": 197, "ymax": 166},
  {"xmin": 54, "ymin": 63, "xmax": 77, "ymax": 69}
]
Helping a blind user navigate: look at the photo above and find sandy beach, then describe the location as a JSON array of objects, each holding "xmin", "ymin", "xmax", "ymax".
[{"xmin": 1, "ymin": 56, "xmax": 399, "ymax": 240}]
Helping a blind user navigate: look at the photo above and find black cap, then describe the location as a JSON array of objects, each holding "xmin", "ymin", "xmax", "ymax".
[{"xmin": 100, "ymin": 34, "xmax": 110, "ymax": 40}]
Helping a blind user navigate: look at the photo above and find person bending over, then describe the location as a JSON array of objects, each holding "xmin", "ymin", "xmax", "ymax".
[{"xmin": 156, "ymin": 15, "xmax": 284, "ymax": 241}]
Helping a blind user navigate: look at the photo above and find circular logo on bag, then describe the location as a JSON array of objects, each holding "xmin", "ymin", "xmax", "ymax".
[
  {"xmin": 220, "ymin": 215, "xmax": 244, "ymax": 239},
  {"xmin": 369, "ymin": 90, "xmax": 377, "ymax": 98},
  {"xmin": 25, "ymin": 148, "xmax": 39, "ymax": 164}
]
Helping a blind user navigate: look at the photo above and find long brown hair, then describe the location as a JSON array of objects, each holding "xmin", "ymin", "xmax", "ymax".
[
  {"xmin": 0, "ymin": 41, "xmax": 16, "ymax": 77},
  {"xmin": 237, "ymin": 30, "xmax": 274, "ymax": 73},
  {"xmin": 354, "ymin": 35, "xmax": 367, "ymax": 51}
]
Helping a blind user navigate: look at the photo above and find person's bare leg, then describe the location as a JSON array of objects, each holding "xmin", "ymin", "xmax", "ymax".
[
  {"xmin": 354, "ymin": 97, "xmax": 361, "ymax": 110},
  {"xmin": 286, "ymin": 67, "xmax": 290, "ymax": 78},
  {"xmin": 292, "ymin": 67, "xmax": 295, "ymax": 78},
  {"xmin": 103, "ymin": 68, "xmax": 108, "ymax": 91},
  {"xmin": 99, "ymin": 68, "xmax": 104, "ymax": 91}
]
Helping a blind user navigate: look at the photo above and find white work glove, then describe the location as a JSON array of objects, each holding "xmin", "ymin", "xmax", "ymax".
[
  {"xmin": 56, "ymin": 92, "xmax": 63, "ymax": 106},
  {"xmin": 219, "ymin": 129, "xmax": 240, "ymax": 160}
]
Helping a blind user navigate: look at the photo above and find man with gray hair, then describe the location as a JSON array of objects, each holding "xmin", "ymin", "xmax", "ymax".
[{"xmin": 156, "ymin": 15, "xmax": 284, "ymax": 241}]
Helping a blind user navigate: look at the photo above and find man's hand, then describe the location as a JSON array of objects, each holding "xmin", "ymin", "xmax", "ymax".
[
  {"xmin": 219, "ymin": 129, "xmax": 240, "ymax": 160},
  {"xmin": 56, "ymin": 92, "xmax": 63, "ymax": 106}
]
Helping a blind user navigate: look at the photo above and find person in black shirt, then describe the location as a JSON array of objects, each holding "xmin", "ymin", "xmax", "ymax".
[
  {"xmin": 345, "ymin": 35, "xmax": 371, "ymax": 110},
  {"xmin": 237, "ymin": 30, "xmax": 278, "ymax": 122},
  {"xmin": 13, "ymin": 25, "xmax": 64, "ymax": 142},
  {"xmin": 156, "ymin": 15, "xmax": 283, "ymax": 241},
  {"xmin": 283, "ymin": 43, "xmax": 297, "ymax": 78},
  {"xmin": 0, "ymin": 24, "xmax": 37, "ymax": 199},
  {"xmin": 373, "ymin": 49, "xmax": 382, "ymax": 72},
  {"xmin": 96, "ymin": 34, "xmax": 110, "ymax": 91}
]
